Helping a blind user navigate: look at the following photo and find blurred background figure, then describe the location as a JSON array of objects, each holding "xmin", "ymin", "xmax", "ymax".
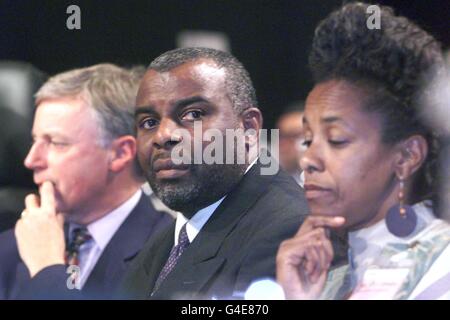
[
  {"xmin": 422, "ymin": 49, "xmax": 450, "ymax": 222},
  {"xmin": 276, "ymin": 101, "xmax": 305, "ymax": 185},
  {"xmin": 442, "ymin": 50, "xmax": 450, "ymax": 222},
  {"xmin": 0, "ymin": 61, "xmax": 47, "ymax": 232}
]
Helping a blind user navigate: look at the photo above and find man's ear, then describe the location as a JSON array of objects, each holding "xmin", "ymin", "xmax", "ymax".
[
  {"xmin": 240, "ymin": 108, "xmax": 263, "ymax": 149},
  {"xmin": 108, "ymin": 135, "xmax": 137, "ymax": 173},
  {"xmin": 394, "ymin": 135, "xmax": 428, "ymax": 179}
]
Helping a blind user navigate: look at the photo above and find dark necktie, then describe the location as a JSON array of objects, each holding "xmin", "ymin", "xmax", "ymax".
[
  {"xmin": 65, "ymin": 227, "xmax": 92, "ymax": 266},
  {"xmin": 152, "ymin": 223, "xmax": 190, "ymax": 293}
]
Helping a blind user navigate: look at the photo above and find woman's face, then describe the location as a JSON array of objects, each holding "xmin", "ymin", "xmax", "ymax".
[{"xmin": 301, "ymin": 80, "xmax": 398, "ymax": 230}]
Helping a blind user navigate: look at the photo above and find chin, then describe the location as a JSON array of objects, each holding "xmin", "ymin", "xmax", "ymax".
[
  {"xmin": 309, "ymin": 204, "xmax": 344, "ymax": 217},
  {"xmin": 54, "ymin": 198, "xmax": 70, "ymax": 214}
]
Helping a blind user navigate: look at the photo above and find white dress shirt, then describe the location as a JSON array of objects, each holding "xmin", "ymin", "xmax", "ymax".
[
  {"xmin": 68, "ymin": 189, "xmax": 142, "ymax": 288},
  {"xmin": 174, "ymin": 158, "xmax": 258, "ymax": 245}
]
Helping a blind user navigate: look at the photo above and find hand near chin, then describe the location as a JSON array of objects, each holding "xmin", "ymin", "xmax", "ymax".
[
  {"xmin": 15, "ymin": 181, "xmax": 66, "ymax": 278},
  {"xmin": 276, "ymin": 215, "xmax": 345, "ymax": 300}
]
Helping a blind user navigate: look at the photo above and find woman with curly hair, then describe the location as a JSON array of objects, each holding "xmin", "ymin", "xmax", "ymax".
[{"xmin": 276, "ymin": 2, "xmax": 449, "ymax": 300}]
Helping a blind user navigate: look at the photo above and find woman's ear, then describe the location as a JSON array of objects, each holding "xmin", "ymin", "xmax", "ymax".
[
  {"xmin": 108, "ymin": 135, "xmax": 137, "ymax": 173},
  {"xmin": 394, "ymin": 135, "xmax": 428, "ymax": 179}
]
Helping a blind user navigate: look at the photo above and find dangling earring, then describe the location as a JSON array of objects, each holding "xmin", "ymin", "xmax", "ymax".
[{"xmin": 385, "ymin": 176, "xmax": 418, "ymax": 237}]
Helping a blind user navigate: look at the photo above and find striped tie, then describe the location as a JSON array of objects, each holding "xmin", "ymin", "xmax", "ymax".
[
  {"xmin": 65, "ymin": 227, "xmax": 92, "ymax": 266},
  {"xmin": 152, "ymin": 223, "xmax": 190, "ymax": 294}
]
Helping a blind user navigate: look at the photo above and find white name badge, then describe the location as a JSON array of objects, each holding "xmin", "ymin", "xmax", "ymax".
[{"xmin": 349, "ymin": 268, "xmax": 410, "ymax": 300}]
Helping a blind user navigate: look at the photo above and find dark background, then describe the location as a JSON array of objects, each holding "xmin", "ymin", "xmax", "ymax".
[{"xmin": 1, "ymin": 0, "xmax": 449, "ymax": 128}]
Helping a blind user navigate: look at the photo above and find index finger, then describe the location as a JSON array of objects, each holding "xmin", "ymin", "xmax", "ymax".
[
  {"xmin": 39, "ymin": 181, "xmax": 56, "ymax": 214},
  {"xmin": 297, "ymin": 216, "xmax": 345, "ymax": 235}
]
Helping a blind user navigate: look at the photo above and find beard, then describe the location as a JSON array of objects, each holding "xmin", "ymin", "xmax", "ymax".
[{"xmin": 146, "ymin": 162, "xmax": 246, "ymax": 217}]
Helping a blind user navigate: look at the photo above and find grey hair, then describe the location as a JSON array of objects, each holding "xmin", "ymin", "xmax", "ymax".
[
  {"xmin": 35, "ymin": 63, "xmax": 145, "ymax": 179},
  {"xmin": 148, "ymin": 47, "xmax": 258, "ymax": 114},
  {"xmin": 35, "ymin": 63, "xmax": 143, "ymax": 147}
]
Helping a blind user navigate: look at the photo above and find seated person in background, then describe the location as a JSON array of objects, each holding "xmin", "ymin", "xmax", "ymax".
[
  {"xmin": 276, "ymin": 101, "xmax": 305, "ymax": 185},
  {"xmin": 0, "ymin": 63, "xmax": 172, "ymax": 299},
  {"xmin": 276, "ymin": 2, "xmax": 450, "ymax": 300},
  {"xmin": 0, "ymin": 62, "xmax": 47, "ymax": 232},
  {"xmin": 0, "ymin": 107, "xmax": 35, "ymax": 232}
]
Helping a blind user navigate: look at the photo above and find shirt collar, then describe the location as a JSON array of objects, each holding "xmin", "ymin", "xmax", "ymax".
[
  {"xmin": 69, "ymin": 189, "xmax": 142, "ymax": 250},
  {"xmin": 174, "ymin": 158, "xmax": 259, "ymax": 244},
  {"xmin": 175, "ymin": 196, "xmax": 225, "ymax": 245}
]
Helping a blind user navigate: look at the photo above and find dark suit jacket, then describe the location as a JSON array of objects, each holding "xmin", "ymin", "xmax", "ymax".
[
  {"xmin": 0, "ymin": 193, "xmax": 172, "ymax": 299},
  {"xmin": 118, "ymin": 162, "xmax": 315, "ymax": 299}
]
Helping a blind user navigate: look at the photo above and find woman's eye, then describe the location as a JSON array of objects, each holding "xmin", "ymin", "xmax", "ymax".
[
  {"xmin": 182, "ymin": 110, "xmax": 204, "ymax": 121},
  {"xmin": 139, "ymin": 118, "xmax": 158, "ymax": 130},
  {"xmin": 329, "ymin": 140, "xmax": 347, "ymax": 146}
]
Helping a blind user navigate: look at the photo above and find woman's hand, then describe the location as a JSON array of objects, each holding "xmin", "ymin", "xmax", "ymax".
[{"xmin": 276, "ymin": 216, "xmax": 345, "ymax": 299}]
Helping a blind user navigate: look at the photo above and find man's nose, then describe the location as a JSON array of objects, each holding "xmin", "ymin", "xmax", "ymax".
[
  {"xmin": 153, "ymin": 118, "xmax": 183, "ymax": 149},
  {"xmin": 24, "ymin": 141, "xmax": 46, "ymax": 170}
]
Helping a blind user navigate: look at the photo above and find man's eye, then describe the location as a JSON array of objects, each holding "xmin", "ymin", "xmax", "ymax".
[
  {"xmin": 49, "ymin": 141, "xmax": 68, "ymax": 147},
  {"xmin": 139, "ymin": 118, "xmax": 158, "ymax": 130},
  {"xmin": 302, "ymin": 140, "xmax": 312, "ymax": 147},
  {"xmin": 181, "ymin": 110, "xmax": 204, "ymax": 121}
]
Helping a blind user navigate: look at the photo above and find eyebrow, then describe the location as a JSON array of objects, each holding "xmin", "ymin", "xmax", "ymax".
[
  {"xmin": 32, "ymin": 131, "xmax": 73, "ymax": 142},
  {"xmin": 321, "ymin": 116, "xmax": 344, "ymax": 124},
  {"xmin": 135, "ymin": 106, "xmax": 156, "ymax": 117},
  {"xmin": 135, "ymin": 96, "xmax": 210, "ymax": 118},
  {"xmin": 174, "ymin": 96, "xmax": 210, "ymax": 109}
]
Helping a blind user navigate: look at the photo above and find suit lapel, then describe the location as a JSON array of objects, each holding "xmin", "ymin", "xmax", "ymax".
[
  {"xmin": 142, "ymin": 223, "xmax": 175, "ymax": 294},
  {"xmin": 152, "ymin": 161, "xmax": 278, "ymax": 298},
  {"xmin": 83, "ymin": 194, "xmax": 167, "ymax": 297},
  {"xmin": 194, "ymin": 160, "xmax": 276, "ymax": 262},
  {"xmin": 10, "ymin": 261, "xmax": 31, "ymax": 299}
]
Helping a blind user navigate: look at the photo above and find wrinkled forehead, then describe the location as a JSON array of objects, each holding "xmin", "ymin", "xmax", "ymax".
[{"xmin": 33, "ymin": 98, "xmax": 101, "ymax": 138}]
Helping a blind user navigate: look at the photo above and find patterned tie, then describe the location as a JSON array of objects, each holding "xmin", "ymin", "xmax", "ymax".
[
  {"xmin": 65, "ymin": 227, "xmax": 92, "ymax": 266},
  {"xmin": 152, "ymin": 223, "xmax": 190, "ymax": 293}
]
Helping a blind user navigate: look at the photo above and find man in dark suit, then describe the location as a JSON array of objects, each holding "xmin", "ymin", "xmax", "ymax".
[
  {"xmin": 118, "ymin": 47, "xmax": 312, "ymax": 299},
  {"xmin": 0, "ymin": 192, "xmax": 169, "ymax": 299},
  {"xmin": 0, "ymin": 64, "xmax": 172, "ymax": 299}
]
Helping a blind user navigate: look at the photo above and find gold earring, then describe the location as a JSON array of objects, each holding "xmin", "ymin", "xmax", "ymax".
[{"xmin": 398, "ymin": 177, "xmax": 406, "ymax": 217}]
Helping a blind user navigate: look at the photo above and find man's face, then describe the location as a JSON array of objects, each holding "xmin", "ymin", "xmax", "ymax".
[
  {"xmin": 24, "ymin": 97, "xmax": 111, "ymax": 218},
  {"xmin": 277, "ymin": 112, "xmax": 304, "ymax": 174},
  {"xmin": 135, "ymin": 59, "xmax": 247, "ymax": 215}
]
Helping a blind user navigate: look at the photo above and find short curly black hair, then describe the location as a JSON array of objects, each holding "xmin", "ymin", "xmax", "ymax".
[
  {"xmin": 148, "ymin": 47, "xmax": 257, "ymax": 115},
  {"xmin": 309, "ymin": 2, "xmax": 446, "ymax": 213}
]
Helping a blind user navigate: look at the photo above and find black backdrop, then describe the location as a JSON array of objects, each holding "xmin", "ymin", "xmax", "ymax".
[{"xmin": 1, "ymin": 0, "xmax": 448, "ymax": 128}]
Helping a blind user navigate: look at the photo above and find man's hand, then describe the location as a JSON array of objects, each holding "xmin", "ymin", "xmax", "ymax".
[
  {"xmin": 276, "ymin": 216, "xmax": 345, "ymax": 300},
  {"xmin": 15, "ymin": 181, "xmax": 66, "ymax": 277}
]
